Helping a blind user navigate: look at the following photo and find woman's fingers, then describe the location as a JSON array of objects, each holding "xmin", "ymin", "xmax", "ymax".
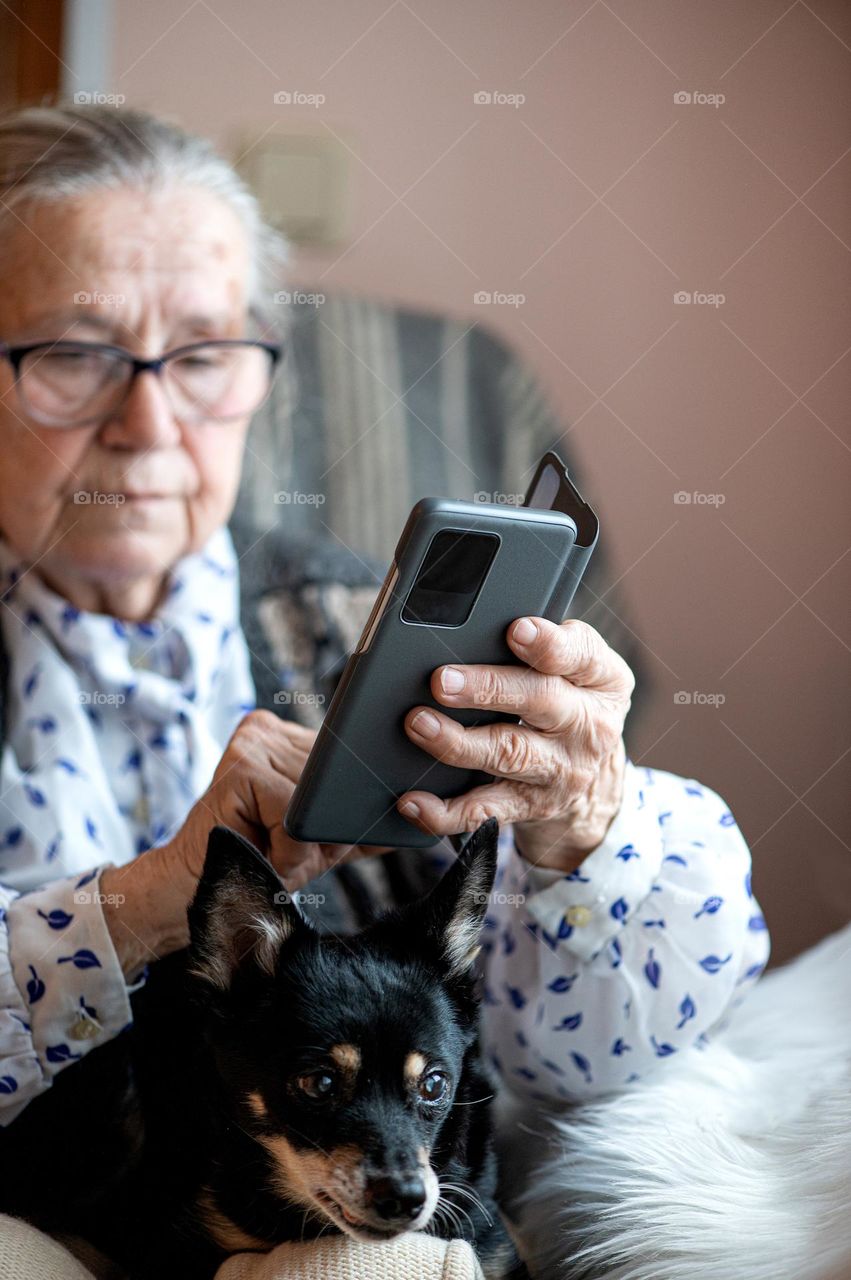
[
  {"xmin": 397, "ymin": 778, "xmax": 552, "ymax": 837},
  {"xmin": 216, "ymin": 713, "xmax": 391, "ymax": 883},
  {"xmin": 404, "ymin": 706, "xmax": 570, "ymax": 785},
  {"xmin": 505, "ymin": 615, "xmax": 635, "ymax": 694},
  {"xmin": 266, "ymin": 827, "xmax": 327, "ymax": 886},
  {"xmin": 428, "ymin": 620, "xmax": 633, "ymax": 727},
  {"xmin": 429, "ymin": 661, "xmax": 580, "ymax": 733}
]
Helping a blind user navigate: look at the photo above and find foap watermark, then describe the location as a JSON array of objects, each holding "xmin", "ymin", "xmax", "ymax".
[
  {"xmin": 673, "ymin": 691, "xmax": 726, "ymax": 707},
  {"xmin": 274, "ymin": 690, "xmax": 326, "ymax": 707},
  {"xmin": 473, "ymin": 291, "xmax": 526, "ymax": 307},
  {"xmin": 473, "ymin": 490, "xmax": 525, "ymax": 506},
  {"xmin": 273, "ymin": 90, "xmax": 326, "ymax": 108},
  {"xmin": 673, "ymin": 90, "xmax": 725, "ymax": 108},
  {"xmin": 73, "ymin": 291, "xmax": 125, "ymax": 307},
  {"xmin": 674, "ymin": 290, "xmax": 725, "ymax": 308},
  {"xmin": 73, "ymin": 889, "xmax": 126, "ymax": 906},
  {"xmin": 273, "ymin": 889, "xmax": 327, "ymax": 907},
  {"xmin": 674, "ymin": 491, "xmax": 726, "ymax": 507},
  {"xmin": 472, "ymin": 690, "xmax": 525, "ymax": 708},
  {"xmin": 78, "ymin": 690, "xmax": 126, "ymax": 706},
  {"xmin": 274, "ymin": 490, "xmax": 326, "ymax": 506},
  {"xmin": 74, "ymin": 490, "xmax": 126, "ymax": 506},
  {"xmin": 73, "ymin": 91, "xmax": 126, "ymax": 107},
  {"xmin": 473, "ymin": 90, "xmax": 525, "ymax": 108},
  {"xmin": 273, "ymin": 290, "xmax": 325, "ymax": 307},
  {"xmin": 473, "ymin": 890, "xmax": 526, "ymax": 906}
]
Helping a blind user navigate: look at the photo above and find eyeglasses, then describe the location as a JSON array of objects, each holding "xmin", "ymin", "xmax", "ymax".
[{"xmin": 0, "ymin": 338, "xmax": 282, "ymax": 428}]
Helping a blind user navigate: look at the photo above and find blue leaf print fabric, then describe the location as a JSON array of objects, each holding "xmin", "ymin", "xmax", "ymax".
[
  {"xmin": 644, "ymin": 949, "xmax": 662, "ymax": 989},
  {"xmin": 570, "ymin": 1052, "xmax": 593, "ymax": 1084},
  {"xmin": 0, "ymin": 529, "xmax": 255, "ymax": 1123},
  {"xmin": 57, "ymin": 950, "xmax": 102, "ymax": 971},
  {"xmin": 26, "ymin": 967, "xmax": 45, "ymax": 1004},
  {"xmin": 554, "ymin": 1013, "xmax": 583, "ymax": 1032},
  {"xmin": 0, "ymin": 527, "xmax": 254, "ymax": 894},
  {"xmin": 677, "ymin": 994, "xmax": 697, "ymax": 1029},
  {"xmin": 694, "ymin": 896, "xmax": 723, "ymax": 918},
  {"xmin": 481, "ymin": 761, "xmax": 771, "ymax": 1104},
  {"xmin": 0, "ymin": 528, "xmax": 772, "ymax": 1124}
]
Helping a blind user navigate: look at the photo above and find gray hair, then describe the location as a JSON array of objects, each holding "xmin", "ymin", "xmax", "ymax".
[{"xmin": 0, "ymin": 102, "xmax": 288, "ymax": 322}]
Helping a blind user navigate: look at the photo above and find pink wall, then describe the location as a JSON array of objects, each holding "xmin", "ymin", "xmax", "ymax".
[{"xmin": 112, "ymin": 0, "xmax": 851, "ymax": 963}]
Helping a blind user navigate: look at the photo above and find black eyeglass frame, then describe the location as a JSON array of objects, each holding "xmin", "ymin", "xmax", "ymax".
[{"xmin": 0, "ymin": 337, "xmax": 283, "ymax": 427}]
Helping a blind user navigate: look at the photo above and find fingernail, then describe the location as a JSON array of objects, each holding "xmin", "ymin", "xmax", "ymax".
[
  {"xmin": 513, "ymin": 617, "xmax": 538, "ymax": 645},
  {"xmin": 411, "ymin": 709, "xmax": 441, "ymax": 739},
  {"xmin": 399, "ymin": 800, "xmax": 421, "ymax": 819},
  {"xmin": 441, "ymin": 666, "xmax": 465, "ymax": 694}
]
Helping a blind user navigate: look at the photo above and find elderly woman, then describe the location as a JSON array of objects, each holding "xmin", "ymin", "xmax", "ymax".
[{"xmin": 0, "ymin": 104, "xmax": 768, "ymax": 1233}]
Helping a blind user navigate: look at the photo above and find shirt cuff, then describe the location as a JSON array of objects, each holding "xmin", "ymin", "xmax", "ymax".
[
  {"xmin": 518, "ymin": 760, "xmax": 664, "ymax": 963},
  {"xmin": 7, "ymin": 864, "xmax": 140, "ymax": 1088}
]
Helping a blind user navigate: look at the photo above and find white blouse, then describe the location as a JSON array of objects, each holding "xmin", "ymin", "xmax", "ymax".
[{"xmin": 0, "ymin": 531, "xmax": 770, "ymax": 1122}]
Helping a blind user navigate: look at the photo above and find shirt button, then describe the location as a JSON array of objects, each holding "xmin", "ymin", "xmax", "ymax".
[
  {"xmin": 566, "ymin": 905, "xmax": 592, "ymax": 928},
  {"xmin": 68, "ymin": 1011, "xmax": 102, "ymax": 1041}
]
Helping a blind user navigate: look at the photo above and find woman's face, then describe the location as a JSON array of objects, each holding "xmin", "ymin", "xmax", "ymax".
[{"xmin": 0, "ymin": 184, "xmax": 257, "ymax": 610}]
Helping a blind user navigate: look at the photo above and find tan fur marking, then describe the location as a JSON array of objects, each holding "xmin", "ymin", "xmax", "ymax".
[
  {"xmin": 197, "ymin": 1187, "xmax": 268, "ymax": 1252},
  {"xmin": 329, "ymin": 1042, "xmax": 361, "ymax": 1079},
  {"xmin": 245, "ymin": 1089, "xmax": 267, "ymax": 1119},
  {"xmin": 404, "ymin": 1051, "xmax": 428, "ymax": 1089},
  {"xmin": 258, "ymin": 1133, "xmax": 366, "ymax": 1207}
]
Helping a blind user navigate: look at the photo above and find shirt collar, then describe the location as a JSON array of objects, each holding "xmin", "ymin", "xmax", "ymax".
[{"xmin": 0, "ymin": 527, "xmax": 243, "ymax": 711}]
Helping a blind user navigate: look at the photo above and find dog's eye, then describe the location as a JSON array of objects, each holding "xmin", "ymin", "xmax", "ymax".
[
  {"xmin": 297, "ymin": 1071, "xmax": 338, "ymax": 1100},
  {"xmin": 419, "ymin": 1070, "xmax": 449, "ymax": 1104}
]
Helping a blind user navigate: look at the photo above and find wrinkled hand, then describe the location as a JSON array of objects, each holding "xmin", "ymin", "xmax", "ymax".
[
  {"xmin": 102, "ymin": 712, "xmax": 383, "ymax": 977},
  {"xmin": 397, "ymin": 616, "xmax": 633, "ymax": 870},
  {"xmin": 174, "ymin": 710, "xmax": 383, "ymax": 888}
]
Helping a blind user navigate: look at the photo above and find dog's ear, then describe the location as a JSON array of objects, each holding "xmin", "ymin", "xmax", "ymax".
[
  {"xmin": 420, "ymin": 818, "xmax": 499, "ymax": 980},
  {"xmin": 187, "ymin": 825, "xmax": 311, "ymax": 990}
]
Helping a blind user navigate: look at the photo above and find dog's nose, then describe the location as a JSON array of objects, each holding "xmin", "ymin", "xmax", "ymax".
[{"xmin": 367, "ymin": 1174, "xmax": 427, "ymax": 1221}]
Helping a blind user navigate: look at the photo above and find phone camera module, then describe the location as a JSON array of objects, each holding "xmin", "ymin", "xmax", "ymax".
[{"xmin": 401, "ymin": 529, "xmax": 499, "ymax": 627}]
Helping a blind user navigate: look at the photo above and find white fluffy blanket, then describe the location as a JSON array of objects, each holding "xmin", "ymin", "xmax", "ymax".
[{"xmin": 503, "ymin": 924, "xmax": 851, "ymax": 1280}]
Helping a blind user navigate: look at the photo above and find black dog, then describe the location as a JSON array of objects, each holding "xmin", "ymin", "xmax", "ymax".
[{"xmin": 0, "ymin": 820, "xmax": 523, "ymax": 1279}]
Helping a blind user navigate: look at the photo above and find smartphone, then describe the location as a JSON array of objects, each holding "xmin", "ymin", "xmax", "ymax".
[{"xmin": 284, "ymin": 452, "xmax": 599, "ymax": 848}]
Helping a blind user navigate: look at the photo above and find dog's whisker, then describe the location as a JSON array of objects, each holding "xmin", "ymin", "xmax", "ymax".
[
  {"xmin": 451, "ymin": 1094, "xmax": 495, "ymax": 1106},
  {"xmin": 451, "ymin": 1205, "xmax": 477, "ymax": 1237},
  {"xmin": 439, "ymin": 1178, "xmax": 494, "ymax": 1227},
  {"xmin": 431, "ymin": 1198, "xmax": 452, "ymax": 1232},
  {"xmin": 434, "ymin": 1193, "xmax": 468, "ymax": 1240},
  {"xmin": 431, "ymin": 1198, "xmax": 460, "ymax": 1238},
  {"xmin": 438, "ymin": 1190, "xmax": 478, "ymax": 1238},
  {"xmin": 439, "ymin": 1176, "xmax": 492, "ymax": 1207}
]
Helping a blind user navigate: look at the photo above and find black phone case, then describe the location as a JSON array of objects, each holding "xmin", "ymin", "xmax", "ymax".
[{"xmin": 285, "ymin": 492, "xmax": 597, "ymax": 848}]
